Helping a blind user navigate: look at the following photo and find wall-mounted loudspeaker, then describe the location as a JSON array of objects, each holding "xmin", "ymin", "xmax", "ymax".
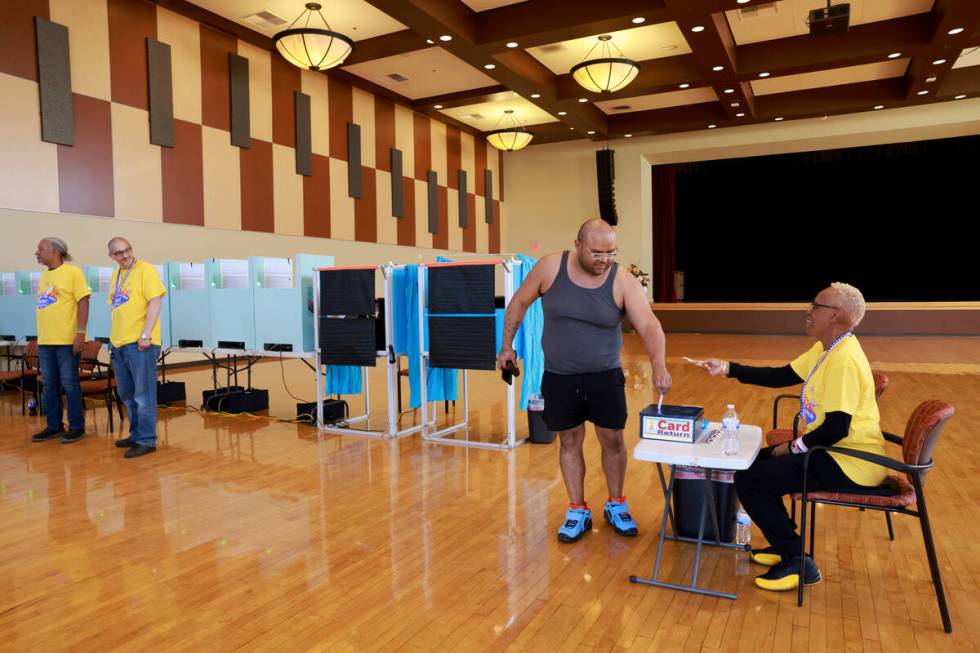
[{"xmin": 596, "ymin": 149, "xmax": 618, "ymax": 225}]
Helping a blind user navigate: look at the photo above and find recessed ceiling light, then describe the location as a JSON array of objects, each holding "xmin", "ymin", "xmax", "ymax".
[
  {"xmin": 955, "ymin": 94, "xmax": 967, "ymax": 99},
  {"xmin": 632, "ymin": 17, "xmax": 645, "ymax": 24},
  {"xmin": 774, "ymin": 116, "xmax": 783, "ymax": 121},
  {"xmin": 569, "ymin": 127, "xmax": 574, "ymax": 130},
  {"xmin": 426, "ymin": 39, "xmax": 434, "ymax": 45},
  {"xmin": 948, "ymin": 27, "xmax": 964, "ymax": 35},
  {"xmin": 624, "ymin": 134, "xmax": 632, "ymax": 138},
  {"xmin": 439, "ymin": 35, "xmax": 452, "ymax": 42},
  {"xmin": 926, "ymin": 76, "xmax": 937, "ymax": 83},
  {"xmin": 723, "ymin": 88, "xmax": 734, "ymax": 94},
  {"xmin": 887, "ymin": 52, "xmax": 901, "ymax": 59},
  {"xmin": 484, "ymin": 64, "xmax": 495, "ymax": 70},
  {"xmin": 708, "ymin": 124, "xmax": 716, "ymax": 128},
  {"xmin": 758, "ymin": 72, "xmax": 770, "ymax": 78},
  {"xmin": 530, "ymin": 93, "xmax": 541, "ymax": 98},
  {"xmin": 712, "ymin": 65, "xmax": 724, "ymax": 72},
  {"xmin": 736, "ymin": 112, "xmax": 745, "ymax": 117},
  {"xmin": 679, "ymin": 83, "xmax": 690, "ymax": 89},
  {"xmin": 557, "ymin": 111, "xmax": 567, "ymax": 115},
  {"xmin": 506, "ymin": 42, "xmax": 518, "ymax": 48},
  {"xmin": 587, "ymin": 130, "xmax": 595, "ymax": 134},
  {"xmin": 737, "ymin": 0, "xmax": 751, "ymax": 3},
  {"xmin": 917, "ymin": 90, "xmax": 929, "ymax": 95},
  {"xmin": 691, "ymin": 25, "xmax": 705, "ymax": 33},
  {"xmin": 578, "ymin": 98, "xmax": 588, "ymax": 103},
  {"xmin": 873, "ymin": 105, "xmax": 884, "ymax": 109},
  {"xmin": 434, "ymin": 104, "xmax": 443, "ymax": 109},
  {"xmin": 933, "ymin": 59, "xmax": 946, "ymax": 65}
]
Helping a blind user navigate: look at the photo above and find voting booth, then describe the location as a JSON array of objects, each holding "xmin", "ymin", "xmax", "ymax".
[
  {"xmin": 152, "ymin": 263, "xmax": 173, "ymax": 348},
  {"xmin": 0, "ymin": 272, "xmax": 40, "ymax": 341},
  {"xmin": 251, "ymin": 254, "xmax": 333, "ymax": 354},
  {"xmin": 207, "ymin": 258, "xmax": 254, "ymax": 351},
  {"xmin": 83, "ymin": 266, "xmax": 114, "ymax": 342},
  {"xmin": 167, "ymin": 261, "xmax": 210, "ymax": 348}
]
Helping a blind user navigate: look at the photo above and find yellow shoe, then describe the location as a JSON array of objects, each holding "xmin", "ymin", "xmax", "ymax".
[
  {"xmin": 750, "ymin": 547, "xmax": 782, "ymax": 567},
  {"xmin": 754, "ymin": 555, "xmax": 822, "ymax": 592}
]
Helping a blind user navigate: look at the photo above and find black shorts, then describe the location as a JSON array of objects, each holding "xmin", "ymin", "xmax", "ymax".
[{"xmin": 541, "ymin": 368, "xmax": 628, "ymax": 432}]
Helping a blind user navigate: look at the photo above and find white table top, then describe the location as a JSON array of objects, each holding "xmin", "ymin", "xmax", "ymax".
[{"xmin": 633, "ymin": 422, "xmax": 762, "ymax": 470}]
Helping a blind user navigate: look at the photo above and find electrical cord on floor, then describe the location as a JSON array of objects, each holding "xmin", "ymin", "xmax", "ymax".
[
  {"xmin": 159, "ymin": 403, "xmax": 315, "ymax": 424},
  {"xmin": 279, "ymin": 352, "xmax": 311, "ymax": 404}
]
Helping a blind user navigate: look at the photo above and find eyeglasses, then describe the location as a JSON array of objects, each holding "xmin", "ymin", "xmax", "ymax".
[
  {"xmin": 586, "ymin": 248, "xmax": 618, "ymax": 261},
  {"xmin": 109, "ymin": 246, "xmax": 132, "ymax": 257},
  {"xmin": 809, "ymin": 301, "xmax": 839, "ymax": 311}
]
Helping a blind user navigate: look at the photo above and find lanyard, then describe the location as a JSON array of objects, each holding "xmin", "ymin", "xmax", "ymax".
[
  {"xmin": 112, "ymin": 259, "xmax": 136, "ymax": 303},
  {"xmin": 799, "ymin": 331, "xmax": 851, "ymax": 418}
]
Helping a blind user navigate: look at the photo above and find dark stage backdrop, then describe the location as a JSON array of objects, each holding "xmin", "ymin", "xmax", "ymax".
[{"xmin": 673, "ymin": 134, "xmax": 980, "ymax": 302}]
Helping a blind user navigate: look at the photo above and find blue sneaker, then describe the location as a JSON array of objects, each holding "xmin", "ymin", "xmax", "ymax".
[
  {"xmin": 557, "ymin": 507, "xmax": 593, "ymax": 543},
  {"xmin": 604, "ymin": 500, "xmax": 638, "ymax": 536}
]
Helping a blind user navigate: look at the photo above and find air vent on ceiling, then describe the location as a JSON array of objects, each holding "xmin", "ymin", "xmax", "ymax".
[
  {"xmin": 386, "ymin": 73, "xmax": 410, "ymax": 82},
  {"xmin": 538, "ymin": 43, "xmax": 567, "ymax": 53},
  {"xmin": 738, "ymin": 2, "xmax": 779, "ymax": 19},
  {"xmin": 468, "ymin": 113, "xmax": 486, "ymax": 120},
  {"xmin": 241, "ymin": 11, "xmax": 288, "ymax": 30},
  {"xmin": 612, "ymin": 105, "xmax": 632, "ymax": 111}
]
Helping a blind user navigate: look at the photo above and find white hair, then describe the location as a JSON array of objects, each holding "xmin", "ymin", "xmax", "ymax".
[
  {"xmin": 43, "ymin": 236, "xmax": 72, "ymax": 261},
  {"xmin": 830, "ymin": 282, "xmax": 866, "ymax": 329}
]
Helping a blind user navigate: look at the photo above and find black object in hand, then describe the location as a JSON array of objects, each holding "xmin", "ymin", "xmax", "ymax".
[{"xmin": 501, "ymin": 360, "xmax": 520, "ymax": 385}]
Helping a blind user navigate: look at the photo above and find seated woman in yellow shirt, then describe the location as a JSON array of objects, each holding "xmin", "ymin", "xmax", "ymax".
[{"xmin": 699, "ymin": 282, "xmax": 886, "ymax": 591}]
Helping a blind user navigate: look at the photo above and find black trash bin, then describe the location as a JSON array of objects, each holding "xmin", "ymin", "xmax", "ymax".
[
  {"xmin": 527, "ymin": 409, "xmax": 555, "ymax": 444},
  {"xmin": 671, "ymin": 466, "xmax": 737, "ymax": 542}
]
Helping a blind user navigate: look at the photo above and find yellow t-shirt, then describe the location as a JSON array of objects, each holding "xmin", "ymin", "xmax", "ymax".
[
  {"xmin": 790, "ymin": 336, "xmax": 886, "ymax": 487},
  {"xmin": 108, "ymin": 260, "xmax": 167, "ymax": 347},
  {"xmin": 36, "ymin": 263, "xmax": 91, "ymax": 345}
]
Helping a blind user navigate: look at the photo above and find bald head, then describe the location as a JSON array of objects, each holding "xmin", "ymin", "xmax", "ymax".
[{"xmin": 576, "ymin": 218, "xmax": 615, "ymax": 245}]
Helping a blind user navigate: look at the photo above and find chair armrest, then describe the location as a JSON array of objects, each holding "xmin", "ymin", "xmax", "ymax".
[
  {"xmin": 772, "ymin": 394, "xmax": 798, "ymax": 430},
  {"xmin": 803, "ymin": 444, "xmax": 929, "ymax": 476},
  {"xmin": 882, "ymin": 431, "xmax": 903, "ymax": 445}
]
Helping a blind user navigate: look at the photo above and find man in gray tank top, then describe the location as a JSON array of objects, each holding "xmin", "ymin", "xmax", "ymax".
[{"xmin": 498, "ymin": 219, "xmax": 672, "ymax": 543}]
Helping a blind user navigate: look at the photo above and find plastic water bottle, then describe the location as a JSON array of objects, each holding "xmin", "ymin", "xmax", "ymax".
[
  {"xmin": 722, "ymin": 403, "xmax": 739, "ymax": 456},
  {"xmin": 736, "ymin": 503, "xmax": 752, "ymax": 547},
  {"xmin": 27, "ymin": 398, "xmax": 37, "ymax": 416}
]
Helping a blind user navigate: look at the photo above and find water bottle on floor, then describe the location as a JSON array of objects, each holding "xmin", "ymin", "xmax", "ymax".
[
  {"xmin": 27, "ymin": 398, "xmax": 37, "ymax": 416},
  {"xmin": 736, "ymin": 502, "xmax": 752, "ymax": 548},
  {"xmin": 722, "ymin": 404, "xmax": 739, "ymax": 456}
]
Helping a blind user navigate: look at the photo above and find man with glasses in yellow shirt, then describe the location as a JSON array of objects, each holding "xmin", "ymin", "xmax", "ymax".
[
  {"xmin": 106, "ymin": 237, "xmax": 167, "ymax": 459},
  {"xmin": 498, "ymin": 218, "xmax": 672, "ymax": 543},
  {"xmin": 32, "ymin": 237, "xmax": 90, "ymax": 443}
]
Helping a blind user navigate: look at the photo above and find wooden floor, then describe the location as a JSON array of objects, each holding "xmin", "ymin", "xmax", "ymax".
[{"xmin": 2, "ymin": 333, "xmax": 979, "ymax": 651}]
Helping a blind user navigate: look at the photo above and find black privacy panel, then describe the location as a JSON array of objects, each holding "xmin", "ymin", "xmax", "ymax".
[
  {"xmin": 428, "ymin": 265, "xmax": 494, "ymax": 314},
  {"xmin": 428, "ymin": 316, "xmax": 496, "ymax": 370},
  {"xmin": 318, "ymin": 269, "xmax": 375, "ymax": 316},
  {"xmin": 319, "ymin": 318, "xmax": 377, "ymax": 366}
]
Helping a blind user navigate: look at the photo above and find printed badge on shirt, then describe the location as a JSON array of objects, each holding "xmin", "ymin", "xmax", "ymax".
[
  {"xmin": 111, "ymin": 287, "xmax": 130, "ymax": 308},
  {"xmin": 801, "ymin": 395, "xmax": 818, "ymax": 425},
  {"xmin": 37, "ymin": 285, "xmax": 58, "ymax": 309}
]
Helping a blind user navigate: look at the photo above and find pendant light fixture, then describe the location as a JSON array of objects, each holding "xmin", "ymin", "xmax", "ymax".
[
  {"xmin": 274, "ymin": 3, "xmax": 354, "ymax": 71},
  {"xmin": 486, "ymin": 110, "xmax": 534, "ymax": 151},
  {"xmin": 570, "ymin": 35, "xmax": 640, "ymax": 93}
]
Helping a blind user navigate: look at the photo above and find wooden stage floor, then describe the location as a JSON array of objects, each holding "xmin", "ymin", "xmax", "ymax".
[{"xmin": 1, "ymin": 333, "xmax": 978, "ymax": 651}]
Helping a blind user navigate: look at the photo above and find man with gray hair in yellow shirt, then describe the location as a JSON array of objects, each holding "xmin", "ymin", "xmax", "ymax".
[{"xmin": 32, "ymin": 237, "xmax": 90, "ymax": 443}]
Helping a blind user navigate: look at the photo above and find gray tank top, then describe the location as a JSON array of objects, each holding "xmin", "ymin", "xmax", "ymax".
[{"xmin": 541, "ymin": 251, "xmax": 624, "ymax": 375}]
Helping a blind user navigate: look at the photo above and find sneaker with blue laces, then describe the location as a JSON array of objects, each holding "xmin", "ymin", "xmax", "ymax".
[
  {"xmin": 557, "ymin": 507, "xmax": 593, "ymax": 543},
  {"xmin": 604, "ymin": 500, "xmax": 638, "ymax": 536}
]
